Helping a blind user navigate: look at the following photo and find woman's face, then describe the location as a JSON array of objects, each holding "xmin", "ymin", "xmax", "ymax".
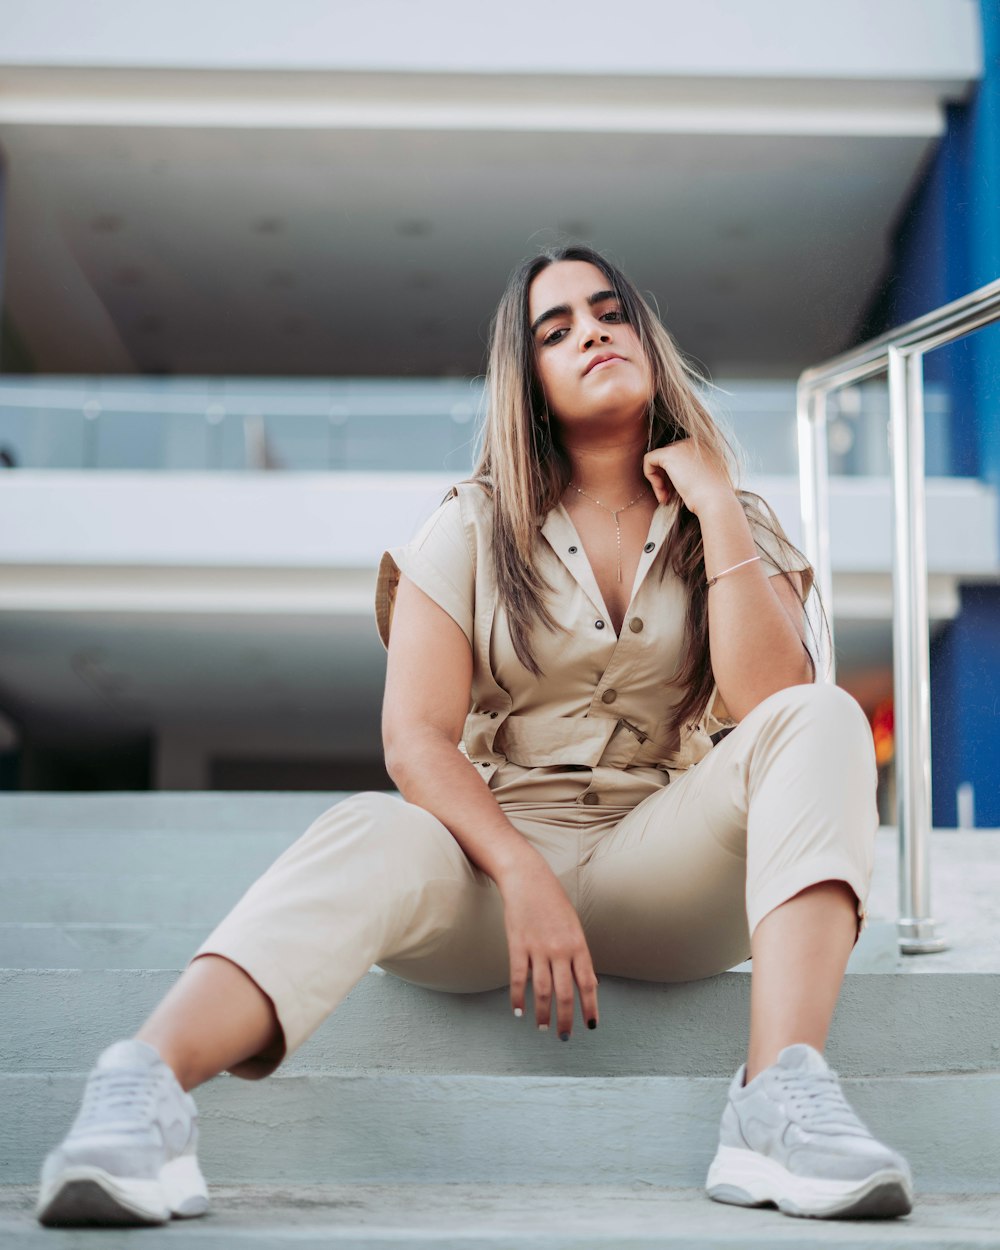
[{"xmin": 527, "ymin": 259, "xmax": 653, "ymax": 432}]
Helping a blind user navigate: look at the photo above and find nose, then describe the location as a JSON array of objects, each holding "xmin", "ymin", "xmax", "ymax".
[{"xmin": 579, "ymin": 315, "xmax": 612, "ymax": 352}]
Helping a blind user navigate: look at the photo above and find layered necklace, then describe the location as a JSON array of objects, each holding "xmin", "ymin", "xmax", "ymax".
[{"xmin": 568, "ymin": 480, "xmax": 653, "ymax": 582}]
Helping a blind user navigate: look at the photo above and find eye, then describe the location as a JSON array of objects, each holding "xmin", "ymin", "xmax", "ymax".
[{"xmin": 542, "ymin": 327, "xmax": 568, "ymax": 345}]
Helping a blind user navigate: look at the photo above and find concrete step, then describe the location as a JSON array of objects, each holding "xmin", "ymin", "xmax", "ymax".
[
  {"xmin": 0, "ymin": 791, "xmax": 347, "ymax": 834},
  {"xmin": 0, "ymin": 873, "xmax": 265, "ymax": 924},
  {"xmin": 3, "ymin": 794, "xmax": 996, "ymax": 1214},
  {"xmin": 3, "ymin": 968, "xmax": 998, "ymax": 1079},
  {"xmin": 0, "ymin": 829, "xmax": 293, "ymax": 877},
  {"xmin": 4, "ymin": 1183, "xmax": 1000, "ymax": 1248},
  {"xmin": 0, "ymin": 916, "xmax": 900, "ymax": 971},
  {"xmin": 5, "ymin": 1070, "xmax": 998, "ymax": 1192},
  {"xmin": 2, "ymin": 794, "xmax": 998, "ymax": 972},
  {"xmin": 0, "ymin": 921, "xmax": 214, "ymax": 968},
  {"xmin": 4, "ymin": 970, "xmax": 998, "ymax": 1191}
]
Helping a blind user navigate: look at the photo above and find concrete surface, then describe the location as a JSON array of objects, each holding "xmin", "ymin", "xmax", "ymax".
[
  {"xmin": 4, "ymin": 968, "xmax": 998, "ymax": 1078},
  {"xmin": 2, "ymin": 793, "xmax": 997, "ymax": 1237},
  {"xmin": 5, "ymin": 1071, "xmax": 999, "ymax": 1191},
  {"xmin": 3, "ymin": 1184, "xmax": 1000, "ymax": 1248}
]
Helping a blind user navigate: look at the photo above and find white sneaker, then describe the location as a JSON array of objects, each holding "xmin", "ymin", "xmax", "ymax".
[
  {"xmin": 36, "ymin": 1038, "xmax": 209, "ymax": 1227},
  {"xmin": 706, "ymin": 1042, "xmax": 914, "ymax": 1219}
]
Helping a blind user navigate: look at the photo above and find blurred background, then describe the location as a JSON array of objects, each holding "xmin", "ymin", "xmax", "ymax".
[{"xmin": 0, "ymin": 0, "xmax": 996, "ymax": 827}]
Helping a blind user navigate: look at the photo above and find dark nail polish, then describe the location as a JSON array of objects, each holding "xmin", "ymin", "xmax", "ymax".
[
  {"xmin": 560, "ymin": 1032, "xmax": 570, "ymax": 1042},
  {"xmin": 588, "ymin": 1019, "xmax": 597, "ymax": 1029}
]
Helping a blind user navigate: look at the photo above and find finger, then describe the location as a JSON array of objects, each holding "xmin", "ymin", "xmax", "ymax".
[
  {"xmin": 573, "ymin": 954, "xmax": 600, "ymax": 1031},
  {"xmin": 509, "ymin": 948, "xmax": 529, "ymax": 1019},
  {"xmin": 643, "ymin": 461, "xmax": 671, "ymax": 503},
  {"xmin": 530, "ymin": 958, "xmax": 553, "ymax": 1031},
  {"xmin": 552, "ymin": 959, "xmax": 576, "ymax": 1039}
]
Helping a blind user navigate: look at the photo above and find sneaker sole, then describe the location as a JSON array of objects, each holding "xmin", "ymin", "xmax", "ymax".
[
  {"xmin": 36, "ymin": 1156, "xmax": 209, "ymax": 1228},
  {"xmin": 706, "ymin": 1144, "xmax": 913, "ymax": 1220}
]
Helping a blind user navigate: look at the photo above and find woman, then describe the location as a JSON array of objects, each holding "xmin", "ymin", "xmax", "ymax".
[{"xmin": 36, "ymin": 245, "xmax": 914, "ymax": 1227}]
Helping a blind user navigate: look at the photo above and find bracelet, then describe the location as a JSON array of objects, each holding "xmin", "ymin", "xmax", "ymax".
[{"xmin": 706, "ymin": 555, "xmax": 761, "ymax": 587}]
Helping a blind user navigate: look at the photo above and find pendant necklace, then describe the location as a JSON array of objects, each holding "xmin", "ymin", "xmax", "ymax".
[{"xmin": 569, "ymin": 481, "xmax": 651, "ymax": 582}]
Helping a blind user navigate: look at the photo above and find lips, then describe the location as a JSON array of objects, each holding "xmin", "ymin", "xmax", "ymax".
[{"xmin": 584, "ymin": 353, "xmax": 625, "ymax": 376}]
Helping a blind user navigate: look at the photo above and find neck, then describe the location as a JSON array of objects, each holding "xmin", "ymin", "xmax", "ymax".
[
  {"xmin": 567, "ymin": 465, "xmax": 650, "ymax": 502},
  {"xmin": 564, "ymin": 449, "xmax": 651, "ymax": 504}
]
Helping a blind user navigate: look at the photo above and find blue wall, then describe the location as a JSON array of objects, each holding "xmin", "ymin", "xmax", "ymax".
[
  {"xmin": 871, "ymin": 0, "xmax": 999, "ymax": 826},
  {"xmin": 930, "ymin": 585, "xmax": 1000, "ymax": 827},
  {"xmin": 0, "ymin": 145, "xmax": 6, "ymax": 361},
  {"xmin": 886, "ymin": 1, "xmax": 999, "ymax": 486}
]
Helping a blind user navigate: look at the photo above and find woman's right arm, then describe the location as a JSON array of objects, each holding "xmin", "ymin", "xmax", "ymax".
[{"xmin": 381, "ymin": 572, "xmax": 600, "ymax": 1037}]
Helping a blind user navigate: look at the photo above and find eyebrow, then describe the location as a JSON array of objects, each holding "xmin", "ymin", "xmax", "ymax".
[{"xmin": 529, "ymin": 288, "xmax": 619, "ymax": 336}]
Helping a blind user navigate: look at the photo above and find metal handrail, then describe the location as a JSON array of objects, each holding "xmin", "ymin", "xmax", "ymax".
[{"xmin": 796, "ymin": 275, "xmax": 1000, "ymax": 955}]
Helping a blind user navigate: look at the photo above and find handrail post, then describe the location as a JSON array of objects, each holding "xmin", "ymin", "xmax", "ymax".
[
  {"xmin": 887, "ymin": 345, "xmax": 947, "ymax": 954},
  {"xmin": 796, "ymin": 384, "xmax": 836, "ymax": 683},
  {"xmin": 795, "ymin": 274, "xmax": 1000, "ymax": 957}
]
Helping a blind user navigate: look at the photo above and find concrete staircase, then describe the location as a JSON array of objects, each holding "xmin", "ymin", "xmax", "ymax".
[{"xmin": 2, "ymin": 792, "xmax": 999, "ymax": 1247}]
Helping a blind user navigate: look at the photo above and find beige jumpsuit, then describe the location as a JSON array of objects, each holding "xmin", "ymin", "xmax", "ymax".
[{"xmin": 191, "ymin": 482, "xmax": 877, "ymax": 1078}]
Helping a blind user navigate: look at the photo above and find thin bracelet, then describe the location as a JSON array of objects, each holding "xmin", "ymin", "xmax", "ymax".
[{"xmin": 706, "ymin": 555, "xmax": 761, "ymax": 587}]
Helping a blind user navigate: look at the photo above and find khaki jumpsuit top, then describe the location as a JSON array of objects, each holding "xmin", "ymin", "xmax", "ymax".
[{"xmin": 375, "ymin": 479, "xmax": 814, "ymax": 810}]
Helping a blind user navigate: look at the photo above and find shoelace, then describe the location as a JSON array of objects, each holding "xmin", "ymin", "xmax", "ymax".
[
  {"xmin": 76, "ymin": 1068, "xmax": 161, "ymax": 1131},
  {"xmin": 774, "ymin": 1070, "xmax": 871, "ymax": 1135}
]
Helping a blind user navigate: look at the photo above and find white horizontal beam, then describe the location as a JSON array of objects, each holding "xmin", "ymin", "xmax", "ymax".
[
  {"xmin": 0, "ymin": 472, "xmax": 995, "ymax": 574},
  {"xmin": 0, "ymin": 566, "xmax": 963, "ymax": 623},
  {"xmin": 0, "ymin": 93, "xmax": 946, "ymax": 138}
]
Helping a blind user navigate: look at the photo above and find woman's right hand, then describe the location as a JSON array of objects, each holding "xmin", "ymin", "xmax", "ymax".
[{"xmin": 498, "ymin": 852, "xmax": 599, "ymax": 1039}]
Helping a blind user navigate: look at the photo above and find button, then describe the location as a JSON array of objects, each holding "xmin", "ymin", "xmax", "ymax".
[
  {"xmin": 644, "ymin": 541, "xmax": 655, "ymax": 553},
  {"xmin": 568, "ymin": 545, "xmax": 578, "ymax": 554},
  {"xmin": 582, "ymin": 792, "xmax": 599, "ymax": 805},
  {"xmin": 629, "ymin": 618, "xmax": 644, "ymax": 633},
  {"xmin": 601, "ymin": 689, "xmax": 617, "ymax": 704},
  {"xmin": 595, "ymin": 620, "xmax": 605, "ymax": 630}
]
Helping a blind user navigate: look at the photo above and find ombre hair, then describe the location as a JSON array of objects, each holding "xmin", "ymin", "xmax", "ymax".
[{"xmin": 458, "ymin": 244, "xmax": 824, "ymax": 739}]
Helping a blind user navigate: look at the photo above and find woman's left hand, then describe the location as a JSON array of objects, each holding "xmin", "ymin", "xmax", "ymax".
[{"xmin": 642, "ymin": 440, "xmax": 734, "ymax": 517}]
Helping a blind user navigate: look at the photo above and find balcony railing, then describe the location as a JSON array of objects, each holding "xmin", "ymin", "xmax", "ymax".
[
  {"xmin": 0, "ymin": 374, "xmax": 956, "ymax": 477},
  {"xmin": 797, "ymin": 275, "xmax": 1000, "ymax": 957}
]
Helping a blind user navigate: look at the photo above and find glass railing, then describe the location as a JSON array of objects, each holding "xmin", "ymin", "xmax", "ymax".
[{"xmin": 0, "ymin": 374, "xmax": 955, "ymax": 476}]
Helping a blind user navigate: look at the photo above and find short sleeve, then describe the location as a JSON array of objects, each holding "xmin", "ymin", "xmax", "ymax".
[
  {"xmin": 743, "ymin": 496, "xmax": 815, "ymax": 603},
  {"xmin": 375, "ymin": 491, "xmax": 475, "ymax": 650}
]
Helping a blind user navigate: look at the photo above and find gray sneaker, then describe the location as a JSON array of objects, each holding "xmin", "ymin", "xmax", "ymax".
[
  {"xmin": 706, "ymin": 1042, "xmax": 914, "ymax": 1219},
  {"xmin": 36, "ymin": 1038, "xmax": 209, "ymax": 1227}
]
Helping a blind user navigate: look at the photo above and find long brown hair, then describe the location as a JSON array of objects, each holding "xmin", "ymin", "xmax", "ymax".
[{"xmin": 459, "ymin": 244, "xmax": 824, "ymax": 738}]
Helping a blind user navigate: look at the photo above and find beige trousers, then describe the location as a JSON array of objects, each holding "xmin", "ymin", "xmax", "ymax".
[{"xmin": 191, "ymin": 683, "xmax": 877, "ymax": 1079}]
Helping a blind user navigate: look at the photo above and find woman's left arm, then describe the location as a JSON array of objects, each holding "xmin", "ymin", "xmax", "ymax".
[
  {"xmin": 643, "ymin": 443, "xmax": 813, "ymax": 723},
  {"xmin": 697, "ymin": 492, "xmax": 812, "ymax": 721}
]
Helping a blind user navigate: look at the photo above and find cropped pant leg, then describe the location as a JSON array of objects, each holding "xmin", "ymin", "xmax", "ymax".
[
  {"xmin": 579, "ymin": 682, "xmax": 879, "ymax": 984},
  {"xmin": 188, "ymin": 790, "xmax": 513, "ymax": 1079}
]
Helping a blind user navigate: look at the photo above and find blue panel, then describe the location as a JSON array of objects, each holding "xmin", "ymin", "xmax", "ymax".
[
  {"xmin": 0, "ymin": 146, "xmax": 5, "ymax": 358},
  {"xmin": 888, "ymin": 98, "xmax": 981, "ymax": 478},
  {"xmin": 877, "ymin": 2, "xmax": 999, "ymax": 820},
  {"xmin": 930, "ymin": 585, "xmax": 1000, "ymax": 828}
]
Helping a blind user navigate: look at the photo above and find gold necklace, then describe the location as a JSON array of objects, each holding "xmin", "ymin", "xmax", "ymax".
[{"xmin": 569, "ymin": 481, "xmax": 652, "ymax": 582}]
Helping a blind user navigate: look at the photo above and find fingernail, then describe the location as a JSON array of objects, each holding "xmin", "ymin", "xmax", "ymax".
[
  {"xmin": 559, "ymin": 1032, "xmax": 570, "ymax": 1042},
  {"xmin": 588, "ymin": 1019, "xmax": 597, "ymax": 1029},
  {"xmin": 513, "ymin": 1007, "xmax": 523, "ymax": 1018},
  {"xmin": 538, "ymin": 1024, "xmax": 549, "ymax": 1032}
]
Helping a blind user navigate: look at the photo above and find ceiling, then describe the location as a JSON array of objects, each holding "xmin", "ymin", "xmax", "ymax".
[{"xmin": 1, "ymin": 120, "xmax": 936, "ymax": 379}]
